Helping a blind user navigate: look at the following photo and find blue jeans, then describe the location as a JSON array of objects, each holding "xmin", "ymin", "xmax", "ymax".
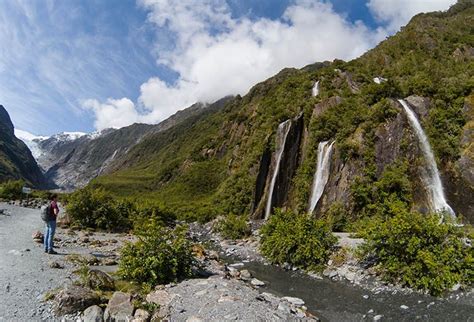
[{"xmin": 44, "ymin": 220, "xmax": 56, "ymax": 252}]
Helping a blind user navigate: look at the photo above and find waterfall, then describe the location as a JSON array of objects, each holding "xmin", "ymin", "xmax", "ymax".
[
  {"xmin": 312, "ymin": 81, "xmax": 320, "ymax": 97},
  {"xmin": 265, "ymin": 120, "xmax": 292, "ymax": 220},
  {"xmin": 398, "ymin": 99, "xmax": 455, "ymax": 218},
  {"xmin": 308, "ymin": 141, "xmax": 334, "ymax": 213}
]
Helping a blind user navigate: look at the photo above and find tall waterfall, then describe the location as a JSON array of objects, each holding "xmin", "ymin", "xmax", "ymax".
[
  {"xmin": 265, "ymin": 120, "xmax": 292, "ymax": 220},
  {"xmin": 398, "ymin": 99, "xmax": 455, "ymax": 218},
  {"xmin": 312, "ymin": 81, "xmax": 320, "ymax": 97},
  {"xmin": 308, "ymin": 141, "xmax": 334, "ymax": 213}
]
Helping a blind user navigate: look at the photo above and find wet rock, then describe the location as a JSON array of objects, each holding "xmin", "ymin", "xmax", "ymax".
[
  {"xmin": 373, "ymin": 314, "xmax": 383, "ymax": 321},
  {"xmin": 104, "ymin": 292, "xmax": 134, "ymax": 322},
  {"xmin": 282, "ymin": 296, "xmax": 305, "ymax": 307},
  {"xmin": 53, "ymin": 285, "xmax": 100, "ymax": 315},
  {"xmin": 400, "ymin": 305, "xmax": 409, "ymax": 310},
  {"xmin": 132, "ymin": 309, "xmax": 150, "ymax": 322},
  {"xmin": 87, "ymin": 270, "xmax": 115, "ymax": 291},
  {"xmin": 83, "ymin": 305, "xmax": 104, "ymax": 322},
  {"xmin": 250, "ymin": 278, "xmax": 265, "ymax": 287}
]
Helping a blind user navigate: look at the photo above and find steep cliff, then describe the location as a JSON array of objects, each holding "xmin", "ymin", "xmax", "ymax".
[{"xmin": 0, "ymin": 105, "xmax": 47, "ymax": 187}]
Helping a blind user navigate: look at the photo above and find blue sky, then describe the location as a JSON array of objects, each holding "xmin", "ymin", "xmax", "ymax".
[{"xmin": 0, "ymin": 0, "xmax": 455, "ymax": 136}]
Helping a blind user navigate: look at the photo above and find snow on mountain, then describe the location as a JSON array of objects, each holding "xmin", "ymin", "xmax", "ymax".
[{"xmin": 14, "ymin": 129, "xmax": 49, "ymax": 159}]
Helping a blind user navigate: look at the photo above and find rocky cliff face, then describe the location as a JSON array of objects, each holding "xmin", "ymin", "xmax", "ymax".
[{"xmin": 0, "ymin": 105, "xmax": 47, "ymax": 187}]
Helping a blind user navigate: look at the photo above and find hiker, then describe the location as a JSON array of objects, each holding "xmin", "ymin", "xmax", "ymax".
[{"xmin": 44, "ymin": 194, "xmax": 59, "ymax": 254}]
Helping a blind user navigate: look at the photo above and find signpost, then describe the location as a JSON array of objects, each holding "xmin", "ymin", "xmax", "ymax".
[{"xmin": 22, "ymin": 186, "xmax": 32, "ymax": 204}]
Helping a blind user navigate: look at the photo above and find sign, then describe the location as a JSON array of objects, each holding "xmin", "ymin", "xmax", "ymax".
[{"xmin": 22, "ymin": 187, "xmax": 32, "ymax": 194}]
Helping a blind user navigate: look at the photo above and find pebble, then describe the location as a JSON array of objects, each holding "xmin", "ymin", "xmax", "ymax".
[
  {"xmin": 373, "ymin": 314, "xmax": 383, "ymax": 321},
  {"xmin": 400, "ymin": 305, "xmax": 409, "ymax": 310},
  {"xmin": 363, "ymin": 295, "xmax": 369, "ymax": 299}
]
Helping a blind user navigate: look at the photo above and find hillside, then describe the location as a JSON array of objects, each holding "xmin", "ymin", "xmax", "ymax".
[
  {"xmin": 0, "ymin": 105, "xmax": 47, "ymax": 187},
  {"xmin": 93, "ymin": 1, "xmax": 474, "ymax": 223},
  {"xmin": 27, "ymin": 101, "xmax": 211, "ymax": 191}
]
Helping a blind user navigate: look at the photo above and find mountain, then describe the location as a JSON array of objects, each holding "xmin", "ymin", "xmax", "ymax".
[
  {"xmin": 23, "ymin": 101, "xmax": 214, "ymax": 191},
  {"xmin": 0, "ymin": 106, "xmax": 47, "ymax": 187},
  {"xmin": 92, "ymin": 1, "xmax": 474, "ymax": 223}
]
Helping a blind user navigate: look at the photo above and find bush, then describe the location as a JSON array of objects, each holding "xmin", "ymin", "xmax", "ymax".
[
  {"xmin": 66, "ymin": 188, "xmax": 131, "ymax": 231},
  {"xmin": 215, "ymin": 214, "xmax": 251, "ymax": 240},
  {"xmin": 0, "ymin": 180, "xmax": 24, "ymax": 200},
  {"xmin": 260, "ymin": 209, "xmax": 337, "ymax": 271},
  {"xmin": 118, "ymin": 220, "xmax": 194, "ymax": 286},
  {"xmin": 358, "ymin": 212, "xmax": 473, "ymax": 295}
]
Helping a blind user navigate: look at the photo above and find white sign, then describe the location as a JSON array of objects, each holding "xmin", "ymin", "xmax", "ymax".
[{"xmin": 22, "ymin": 187, "xmax": 32, "ymax": 194}]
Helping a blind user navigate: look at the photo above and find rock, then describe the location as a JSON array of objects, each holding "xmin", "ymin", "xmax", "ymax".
[
  {"xmin": 239, "ymin": 269, "xmax": 252, "ymax": 281},
  {"xmin": 49, "ymin": 261, "xmax": 63, "ymax": 269},
  {"xmin": 373, "ymin": 314, "xmax": 383, "ymax": 321},
  {"xmin": 146, "ymin": 290, "xmax": 174, "ymax": 318},
  {"xmin": 104, "ymin": 292, "xmax": 134, "ymax": 322},
  {"xmin": 363, "ymin": 295, "xmax": 369, "ymax": 299},
  {"xmin": 282, "ymin": 296, "xmax": 305, "ymax": 307},
  {"xmin": 277, "ymin": 303, "xmax": 292, "ymax": 314},
  {"xmin": 83, "ymin": 305, "xmax": 104, "ymax": 322},
  {"xmin": 102, "ymin": 258, "xmax": 118, "ymax": 266},
  {"xmin": 132, "ymin": 309, "xmax": 150, "ymax": 322},
  {"xmin": 250, "ymin": 278, "xmax": 265, "ymax": 287},
  {"xmin": 451, "ymin": 283, "xmax": 461, "ymax": 292},
  {"xmin": 53, "ymin": 285, "xmax": 100, "ymax": 315},
  {"xmin": 400, "ymin": 305, "xmax": 409, "ymax": 310},
  {"xmin": 32, "ymin": 230, "xmax": 43, "ymax": 243},
  {"xmin": 207, "ymin": 250, "xmax": 219, "ymax": 260},
  {"xmin": 87, "ymin": 270, "xmax": 115, "ymax": 291}
]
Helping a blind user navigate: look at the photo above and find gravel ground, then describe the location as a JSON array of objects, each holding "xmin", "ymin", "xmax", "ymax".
[{"xmin": 0, "ymin": 203, "xmax": 72, "ymax": 320}]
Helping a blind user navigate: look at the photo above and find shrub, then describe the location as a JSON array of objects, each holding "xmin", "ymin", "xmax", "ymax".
[
  {"xmin": 215, "ymin": 214, "xmax": 251, "ymax": 240},
  {"xmin": 118, "ymin": 220, "xmax": 194, "ymax": 286},
  {"xmin": 0, "ymin": 180, "xmax": 24, "ymax": 200},
  {"xmin": 358, "ymin": 212, "xmax": 473, "ymax": 296},
  {"xmin": 66, "ymin": 188, "xmax": 131, "ymax": 231},
  {"xmin": 260, "ymin": 209, "xmax": 337, "ymax": 271}
]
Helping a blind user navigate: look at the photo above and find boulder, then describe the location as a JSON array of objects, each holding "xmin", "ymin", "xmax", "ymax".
[
  {"xmin": 87, "ymin": 269, "xmax": 115, "ymax": 291},
  {"xmin": 132, "ymin": 309, "xmax": 150, "ymax": 322},
  {"xmin": 83, "ymin": 305, "xmax": 104, "ymax": 322},
  {"xmin": 239, "ymin": 269, "xmax": 252, "ymax": 281},
  {"xmin": 282, "ymin": 296, "xmax": 305, "ymax": 307},
  {"xmin": 146, "ymin": 289, "xmax": 174, "ymax": 318},
  {"xmin": 104, "ymin": 292, "xmax": 134, "ymax": 322},
  {"xmin": 53, "ymin": 285, "xmax": 100, "ymax": 315},
  {"xmin": 250, "ymin": 278, "xmax": 265, "ymax": 287}
]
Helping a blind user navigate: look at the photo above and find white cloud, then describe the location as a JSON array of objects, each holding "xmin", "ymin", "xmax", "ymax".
[
  {"xmin": 82, "ymin": 98, "xmax": 141, "ymax": 131},
  {"xmin": 367, "ymin": 0, "xmax": 456, "ymax": 33},
  {"xmin": 86, "ymin": 0, "xmax": 454, "ymax": 130}
]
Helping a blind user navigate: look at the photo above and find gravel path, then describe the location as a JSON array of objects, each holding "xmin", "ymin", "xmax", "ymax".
[{"xmin": 0, "ymin": 203, "xmax": 72, "ymax": 320}]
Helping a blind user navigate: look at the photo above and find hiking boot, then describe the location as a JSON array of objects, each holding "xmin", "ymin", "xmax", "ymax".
[{"xmin": 47, "ymin": 250, "xmax": 58, "ymax": 255}]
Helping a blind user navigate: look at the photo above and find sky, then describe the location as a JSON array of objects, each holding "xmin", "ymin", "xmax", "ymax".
[{"xmin": 0, "ymin": 0, "xmax": 456, "ymax": 136}]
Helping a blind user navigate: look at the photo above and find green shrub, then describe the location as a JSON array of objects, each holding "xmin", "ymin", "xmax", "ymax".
[
  {"xmin": 260, "ymin": 209, "xmax": 337, "ymax": 271},
  {"xmin": 358, "ymin": 212, "xmax": 473, "ymax": 295},
  {"xmin": 66, "ymin": 188, "xmax": 131, "ymax": 231},
  {"xmin": 215, "ymin": 214, "xmax": 251, "ymax": 240},
  {"xmin": 118, "ymin": 220, "xmax": 194, "ymax": 286},
  {"xmin": 322, "ymin": 202, "xmax": 349, "ymax": 232},
  {"xmin": 0, "ymin": 180, "xmax": 24, "ymax": 200}
]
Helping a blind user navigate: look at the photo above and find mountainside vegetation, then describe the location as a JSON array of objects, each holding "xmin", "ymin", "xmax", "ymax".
[
  {"xmin": 91, "ymin": 1, "xmax": 473, "ymax": 225},
  {"xmin": 0, "ymin": 105, "xmax": 47, "ymax": 188}
]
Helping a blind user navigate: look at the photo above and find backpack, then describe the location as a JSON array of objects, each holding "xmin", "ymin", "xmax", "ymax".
[{"xmin": 40, "ymin": 204, "xmax": 51, "ymax": 222}]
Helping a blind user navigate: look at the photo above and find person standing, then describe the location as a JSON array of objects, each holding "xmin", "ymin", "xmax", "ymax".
[{"xmin": 44, "ymin": 194, "xmax": 59, "ymax": 254}]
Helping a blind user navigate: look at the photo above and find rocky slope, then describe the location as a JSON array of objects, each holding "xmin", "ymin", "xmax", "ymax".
[
  {"xmin": 0, "ymin": 105, "xmax": 47, "ymax": 187},
  {"xmin": 94, "ymin": 2, "xmax": 473, "ymax": 223}
]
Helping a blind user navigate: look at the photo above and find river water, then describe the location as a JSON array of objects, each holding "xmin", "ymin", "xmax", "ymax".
[{"xmin": 237, "ymin": 259, "xmax": 473, "ymax": 321}]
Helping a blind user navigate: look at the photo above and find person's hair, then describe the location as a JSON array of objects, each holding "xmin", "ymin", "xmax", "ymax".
[{"xmin": 50, "ymin": 194, "xmax": 58, "ymax": 201}]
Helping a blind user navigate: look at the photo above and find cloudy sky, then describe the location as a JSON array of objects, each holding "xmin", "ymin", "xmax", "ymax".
[{"xmin": 0, "ymin": 0, "xmax": 456, "ymax": 136}]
